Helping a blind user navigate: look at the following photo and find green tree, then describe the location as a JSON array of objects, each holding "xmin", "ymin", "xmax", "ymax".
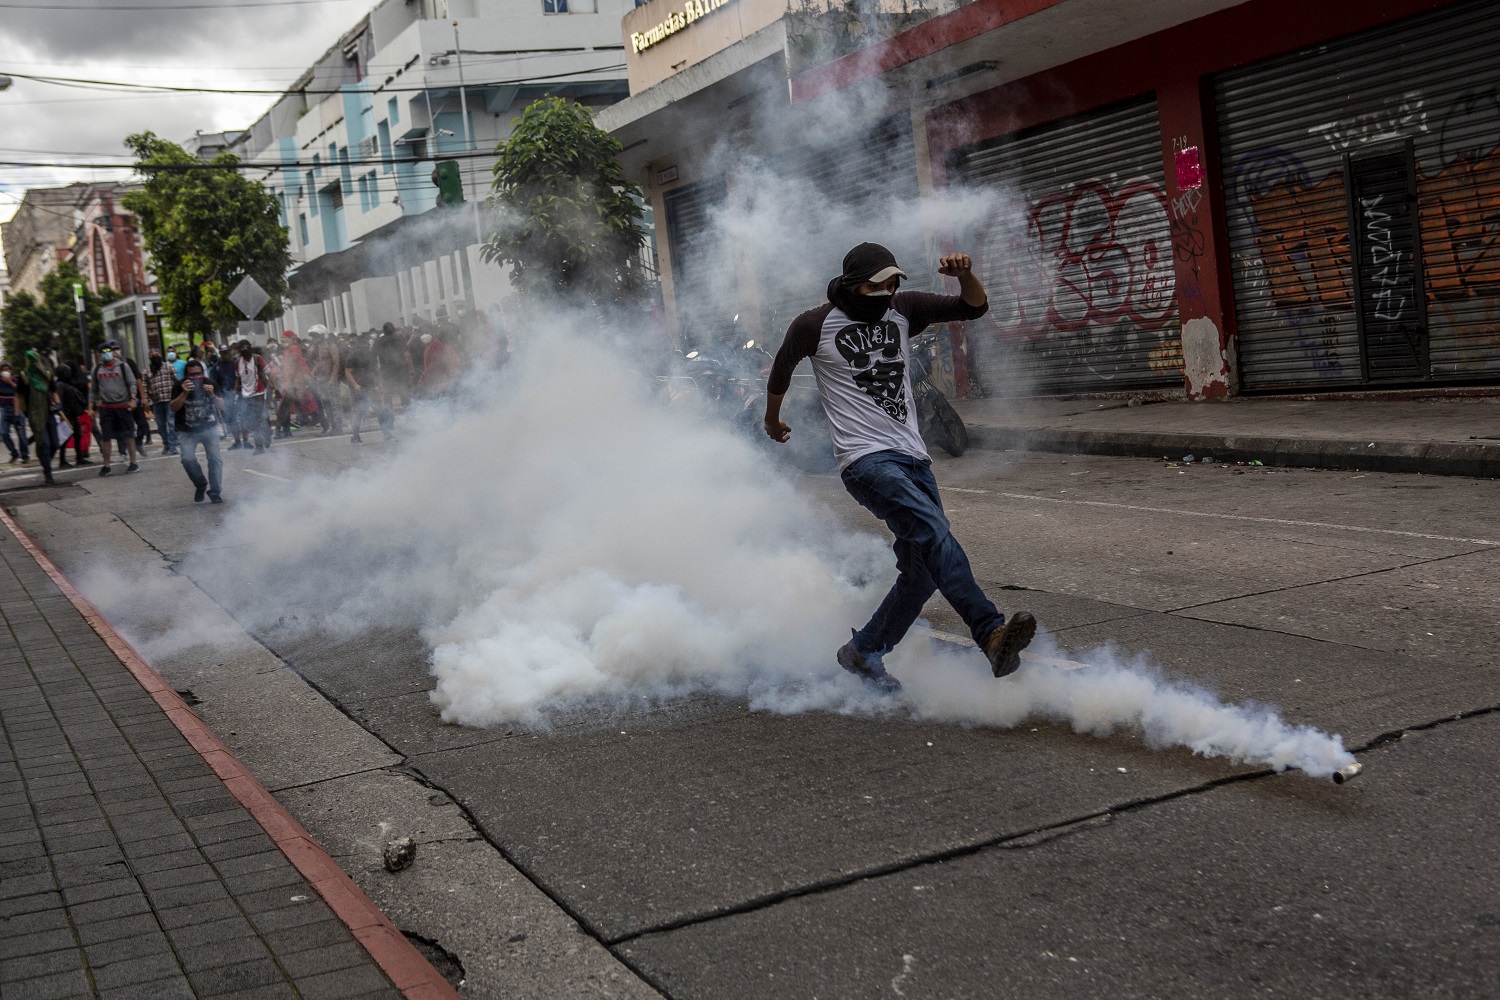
[
  {"xmin": 0, "ymin": 262, "xmax": 117, "ymax": 365},
  {"xmin": 123, "ymin": 132, "xmax": 291, "ymax": 341},
  {"xmin": 0, "ymin": 291, "xmax": 52, "ymax": 365},
  {"xmin": 39, "ymin": 262, "xmax": 118, "ymax": 364},
  {"xmin": 482, "ymin": 97, "xmax": 647, "ymax": 306}
]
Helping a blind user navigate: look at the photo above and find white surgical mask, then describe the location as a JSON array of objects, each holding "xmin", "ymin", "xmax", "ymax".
[
  {"xmin": 102, "ymin": 351, "xmax": 114, "ymax": 361},
  {"xmin": 167, "ymin": 352, "xmax": 177, "ymax": 361}
]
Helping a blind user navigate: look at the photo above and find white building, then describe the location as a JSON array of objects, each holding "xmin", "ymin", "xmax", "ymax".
[{"xmin": 234, "ymin": 0, "xmax": 634, "ymax": 336}]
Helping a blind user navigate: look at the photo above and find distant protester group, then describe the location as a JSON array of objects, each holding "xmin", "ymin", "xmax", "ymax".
[{"xmin": 0, "ymin": 316, "xmax": 501, "ymax": 500}]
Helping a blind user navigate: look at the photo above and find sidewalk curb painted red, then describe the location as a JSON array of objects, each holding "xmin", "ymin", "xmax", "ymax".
[{"xmin": 0, "ymin": 508, "xmax": 462, "ymax": 1000}]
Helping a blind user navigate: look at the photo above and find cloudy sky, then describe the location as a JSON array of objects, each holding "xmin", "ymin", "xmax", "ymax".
[{"xmin": 0, "ymin": 0, "xmax": 377, "ymax": 249}]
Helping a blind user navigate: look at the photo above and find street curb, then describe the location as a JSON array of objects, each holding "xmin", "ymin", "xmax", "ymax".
[
  {"xmin": 0, "ymin": 508, "xmax": 461, "ymax": 1000},
  {"xmin": 965, "ymin": 425, "xmax": 1500, "ymax": 478}
]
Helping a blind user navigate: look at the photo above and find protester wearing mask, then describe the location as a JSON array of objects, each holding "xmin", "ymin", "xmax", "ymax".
[
  {"xmin": 211, "ymin": 347, "xmax": 238, "ymax": 444},
  {"xmin": 51, "ymin": 364, "xmax": 87, "ymax": 469},
  {"xmin": 308, "ymin": 329, "xmax": 344, "ymax": 436},
  {"xmin": 233, "ymin": 340, "xmax": 272, "ymax": 453},
  {"xmin": 343, "ymin": 334, "xmax": 394, "ymax": 444},
  {"xmin": 0, "ymin": 362, "xmax": 26, "ymax": 464},
  {"xmin": 170, "ymin": 359, "xmax": 223, "ymax": 503},
  {"xmin": 168, "ymin": 349, "xmax": 185, "ymax": 379},
  {"xmin": 147, "ymin": 350, "xmax": 180, "ymax": 456},
  {"xmin": 18, "ymin": 350, "xmax": 59, "ymax": 485},
  {"xmin": 89, "ymin": 341, "xmax": 140, "ymax": 475},
  {"xmin": 763, "ymin": 243, "xmax": 1035, "ymax": 692}
]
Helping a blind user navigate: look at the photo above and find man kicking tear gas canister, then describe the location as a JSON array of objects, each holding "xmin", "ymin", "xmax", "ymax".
[{"xmin": 763, "ymin": 243, "xmax": 1035, "ymax": 693}]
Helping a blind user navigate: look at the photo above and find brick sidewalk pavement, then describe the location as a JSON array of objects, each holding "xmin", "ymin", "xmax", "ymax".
[{"xmin": 0, "ymin": 520, "xmax": 407, "ymax": 1000}]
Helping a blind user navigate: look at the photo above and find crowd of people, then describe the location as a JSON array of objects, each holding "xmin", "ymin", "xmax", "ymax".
[{"xmin": 0, "ymin": 317, "xmax": 490, "ymax": 499}]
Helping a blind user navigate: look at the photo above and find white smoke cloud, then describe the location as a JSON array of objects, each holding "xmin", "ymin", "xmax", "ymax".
[{"xmin": 169, "ymin": 298, "xmax": 1354, "ymax": 781}]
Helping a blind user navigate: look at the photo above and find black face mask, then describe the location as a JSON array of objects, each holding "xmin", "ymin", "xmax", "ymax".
[
  {"xmin": 240, "ymin": 349, "xmax": 252, "ymax": 358},
  {"xmin": 827, "ymin": 277, "xmax": 896, "ymax": 325}
]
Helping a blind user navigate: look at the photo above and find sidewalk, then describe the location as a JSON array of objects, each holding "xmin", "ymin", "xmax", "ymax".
[
  {"xmin": 955, "ymin": 394, "xmax": 1500, "ymax": 477},
  {"xmin": 0, "ymin": 517, "xmax": 449, "ymax": 999}
]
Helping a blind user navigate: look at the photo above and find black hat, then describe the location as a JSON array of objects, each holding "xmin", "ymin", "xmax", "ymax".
[{"xmin": 840, "ymin": 243, "xmax": 907, "ymax": 285}]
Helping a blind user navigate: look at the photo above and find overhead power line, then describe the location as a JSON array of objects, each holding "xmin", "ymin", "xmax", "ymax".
[
  {"xmin": 0, "ymin": 148, "xmax": 505, "ymax": 172},
  {"xmin": 0, "ymin": 63, "xmax": 627, "ymax": 96},
  {"xmin": 0, "ymin": 0, "xmax": 363, "ymax": 9}
]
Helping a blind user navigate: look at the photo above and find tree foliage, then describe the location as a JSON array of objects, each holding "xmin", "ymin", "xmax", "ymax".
[
  {"xmin": 123, "ymin": 132, "xmax": 291, "ymax": 339},
  {"xmin": 1, "ymin": 261, "xmax": 118, "ymax": 365},
  {"xmin": 482, "ymin": 97, "xmax": 647, "ymax": 307}
]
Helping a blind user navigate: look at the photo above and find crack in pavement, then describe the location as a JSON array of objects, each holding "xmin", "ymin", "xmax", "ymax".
[
  {"xmin": 604, "ymin": 701, "xmax": 1500, "ymax": 949},
  {"xmin": 1161, "ymin": 545, "xmax": 1497, "ymax": 616}
]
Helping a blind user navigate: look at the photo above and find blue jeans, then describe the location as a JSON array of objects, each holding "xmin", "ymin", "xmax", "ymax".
[
  {"xmin": 179, "ymin": 426, "xmax": 222, "ymax": 499},
  {"xmin": 1, "ymin": 406, "xmax": 24, "ymax": 460},
  {"xmin": 152, "ymin": 401, "xmax": 179, "ymax": 453},
  {"xmin": 841, "ymin": 450, "xmax": 1003, "ymax": 654}
]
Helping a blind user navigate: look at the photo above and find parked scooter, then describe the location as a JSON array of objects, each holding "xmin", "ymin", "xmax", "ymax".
[{"xmin": 909, "ymin": 331, "xmax": 969, "ymax": 457}]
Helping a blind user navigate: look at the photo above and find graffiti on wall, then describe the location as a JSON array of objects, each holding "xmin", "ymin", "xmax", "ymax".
[
  {"xmin": 1231, "ymin": 86, "xmax": 1500, "ymax": 377},
  {"xmin": 979, "ymin": 179, "xmax": 1180, "ymax": 383}
]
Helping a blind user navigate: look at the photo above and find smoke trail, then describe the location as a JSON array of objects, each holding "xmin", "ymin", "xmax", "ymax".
[{"xmin": 884, "ymin": 635, "xmax": 1357, "ymax": 779}]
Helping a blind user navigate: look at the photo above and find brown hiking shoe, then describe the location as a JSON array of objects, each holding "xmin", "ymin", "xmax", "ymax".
[{"xmin": 983, "ymin": 612, "xmax": 1036, "ymax": 678}]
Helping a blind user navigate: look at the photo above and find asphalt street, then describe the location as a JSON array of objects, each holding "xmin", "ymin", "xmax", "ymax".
[{"xmin": 4, "ymin": 428, "xmax": 1497, "ymax": 999}]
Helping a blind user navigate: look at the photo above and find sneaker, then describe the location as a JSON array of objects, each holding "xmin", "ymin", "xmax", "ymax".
[
  {"xmin": 350, "ymin": 434, "xmax": 362, "ymax": 444},
  {"xmin": 227, "ymin": 442, "xmax": 243, "ymax": 451},
  {"xmin": 125, "ymin": 463, "xmax": 140, "ymax": 473},
  {"xmin": 194, "ymin": 485, "xmax": 206, "ymax": 503},
  {"xmin": 76, "ymin": 457, "xmax": 93, "ymax": 465},
  {"xmin": 43, "ymin": 473, "xmax": 55, "ymax": 485},
  {"xmin": 209, "ymin": 494, "xmax": 223, "ymax": 504},
  {"xmin": 99, "ymin": 466, "xmax": 111, "ymax": 476},
  {"xmin": 983, "ymin": 612, "xmax": 1037, "ymax": 678},
  {"xmin": 7, "ymin": 457, "xmax": 16, "ymax": 465},
  {"xmin": 836, "ymin": 631, "xmax": 902, "ymax": 694}
]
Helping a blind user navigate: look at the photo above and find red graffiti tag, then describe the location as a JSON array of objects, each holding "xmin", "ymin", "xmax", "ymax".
[{"xmin": 985, "ymin": 180, "xmax": 1176, "ymax": 337}]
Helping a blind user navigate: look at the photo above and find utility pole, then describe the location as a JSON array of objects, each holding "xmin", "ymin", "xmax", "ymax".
[
  {"xmin": 451, "ymin": 19, "xmax": 484, "ymax": 247},
  {"xmin": 72, "ymin": 283, "xmax": 89, "ymax": 363}
]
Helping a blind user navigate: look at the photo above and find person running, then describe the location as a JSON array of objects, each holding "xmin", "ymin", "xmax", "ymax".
[
  {"xmin": 89, "ymin": 341, "xmax": 140, "ymax": 476},
  {"xmin": 763, "ymin": 243, "xmax": 1035, "ymax": 692},
  {"xmin": 233, "ymin": 340, "xmax": 272, "ymax": 453},
  {"xmin": 147, "ymin": 350, "xmax": 180, "ymax": 456},
  {"xmin": 170, "ymin": 358, "xmax": 223, "ymax": 504},
  {"xmin": 343, "ymin": 333, "xmax": 393, "ymax": 444}
]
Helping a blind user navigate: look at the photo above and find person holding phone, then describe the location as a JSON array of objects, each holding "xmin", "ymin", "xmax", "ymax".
[{"xmin": 169, "ymin": 359, "xmax": 223, "ymax": 504}]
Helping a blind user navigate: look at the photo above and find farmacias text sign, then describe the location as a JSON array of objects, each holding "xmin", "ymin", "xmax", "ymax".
[{"xmin": 631, "ymin": 0, "xmax": 737, "ymax": 53}]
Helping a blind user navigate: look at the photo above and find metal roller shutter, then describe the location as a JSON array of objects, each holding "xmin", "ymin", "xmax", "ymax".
[
  {"xmin": 1215, "ymin": 0, "xmax": 1500, "ymax": 390},
  {"xmin": 952, "ymin": 97, "xmax": 1179, "ymax": 396},
  {"xmin": 756, "ymin": 114, "xmax": 925, "ymax": 340},
  {"xmin": 663, "ymin": 177, "xmax": 733, "ymax": 345}
]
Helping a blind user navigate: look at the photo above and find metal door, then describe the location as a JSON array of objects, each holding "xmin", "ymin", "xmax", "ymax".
[
  {"xmin": 951, "ymin": 97, "xmax": 1180, "ymax": 396},
  {"xmin": 663, "ymin": 177, "xmax": 732, "ymax": 345},
  {"xmin": 1346, "ymin": 143, "xmax": 1428, "ymax": 379},
  {"xmin": 1215, "ymin": 0, "xmax": 1500, "ymax": 390}
]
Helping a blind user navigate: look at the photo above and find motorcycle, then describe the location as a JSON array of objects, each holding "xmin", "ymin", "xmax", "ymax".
[{"xmin": 909, "ymin": 331, "xmax": 969, "ymax": 457}]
